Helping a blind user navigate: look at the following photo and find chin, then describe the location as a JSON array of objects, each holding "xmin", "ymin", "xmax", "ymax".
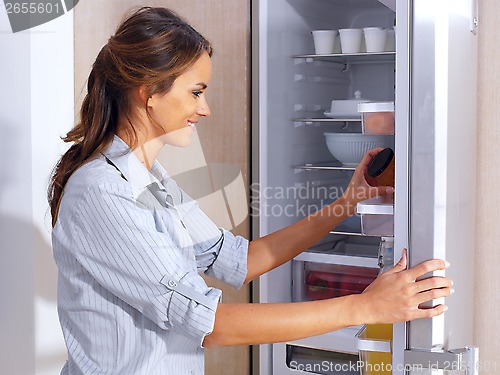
[{"xmin": 161, "ymin": 128, "xmax": 194, "ymax": 148}]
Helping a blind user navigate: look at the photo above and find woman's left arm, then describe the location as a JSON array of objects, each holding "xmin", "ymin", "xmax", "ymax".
[{"xmin": 244, "ymin": 148, "xmax": 393, "ymax": 284}]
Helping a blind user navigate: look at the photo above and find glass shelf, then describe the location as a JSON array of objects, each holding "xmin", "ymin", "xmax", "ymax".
[
  {"xmin": 328, "ymin": 230, "xmax": 384, "ymax": 238},
  {"xmin": 294, "ymin": 51, "xmax": 395, "ymax": 64},
  {"xmin": 292, "ymin": 118, "xmax": 361, "ymax": 127},
  {"xmin": 293, "ymin": 162, "xmax": 357, "ymax": 171}
]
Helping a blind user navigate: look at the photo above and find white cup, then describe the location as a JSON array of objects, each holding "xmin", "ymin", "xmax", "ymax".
[
  {"xmin": 339, "ymin": 29, "xmax": 363, "ymax": 54},
  {"xmin": 363, "ymin": 27, "xmax": 388, "ymax": 53},
  {"xmin": 312, "ymin": 30, "xmax": 338, "ymax": 55}
]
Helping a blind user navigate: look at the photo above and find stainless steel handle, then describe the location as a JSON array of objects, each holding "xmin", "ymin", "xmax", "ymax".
[{"xmin": 405, "ymin": 347, "xmax": 479, "ymax": 375}]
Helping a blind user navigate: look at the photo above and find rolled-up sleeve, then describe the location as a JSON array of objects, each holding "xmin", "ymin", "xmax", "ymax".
[
  {"xmin": 62, "ymin": 181, "xmax": 221, "ymax": 345},
  {"xmin": 160, "ymin": 272, "xmax": 222, "ymax": 346},
  {"xmin": 203, "ymin": 229, "xmax": 248, "ymax": 289},
  {"xmin": 174, "ymin": 192, "xmax": 249, "ymax": 289}
]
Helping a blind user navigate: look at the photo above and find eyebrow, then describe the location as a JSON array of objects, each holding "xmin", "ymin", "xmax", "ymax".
[{"xmin": 195, "ymin": 83, "xmax": 208, "ymax": 89}]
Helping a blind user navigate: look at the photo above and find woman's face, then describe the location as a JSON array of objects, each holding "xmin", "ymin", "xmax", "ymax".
[{"xmin": 147, "ymin": 52, "xmax": 212, "ymax": 147}]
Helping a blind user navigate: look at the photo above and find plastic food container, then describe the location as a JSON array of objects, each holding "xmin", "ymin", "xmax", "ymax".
[
  {"xmin": 357, "ymin": 195, "xmax": 394, "ymax": 236},
  {"xmin": 292, "ymin": 258, "xmax": 378, "ymax": 302},
  {"xmin": 358, "ymin": 102, "xmax": 395, "ymax": 135}
]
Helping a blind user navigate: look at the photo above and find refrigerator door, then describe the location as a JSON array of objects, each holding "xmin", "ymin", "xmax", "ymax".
[{"xmin": 394, "ymin": 0, "xmax": 478, "ymax": 373}]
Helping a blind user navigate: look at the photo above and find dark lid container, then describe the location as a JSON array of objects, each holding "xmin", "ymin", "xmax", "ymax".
[{"xmin": 368, "ymin": 148, "xmax": 394, "ymax": 177}]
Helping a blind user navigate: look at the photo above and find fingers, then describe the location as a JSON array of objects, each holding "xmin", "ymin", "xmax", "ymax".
[
  {"xmin": 409, "ymin": 272, "xmax": 453, "ymax": 319},
  {"xmin": 356, "ymin": 148, "xmax": 384, "ymax": 173},
  {"xmin": 405, "ymin": 259, "xmax": 450, "ymax": 281},
  {"xmin": 415, "ymin": 285, "xmax": 453, "ymax": 304},
  {"xmin": 362, "ymin": 251, "xmax": 453, "ymax": 323},
  {"xmin": 369, "ymin": 185, "xmax": 395, "ymax": 199},
  {"xmin": 363, "ymin": 147, "xmax": 385, "ymax": 161},
  {"xmin": 413, "ymin": 304, "xmax": 449, "ymax": 320},
  {"xmin": 384, "ymin": 249, "xmax": 407, "ymax": 275},
  {"xmin": 414, "ymin": 276, "xmax": 453, "ymax": 294}
]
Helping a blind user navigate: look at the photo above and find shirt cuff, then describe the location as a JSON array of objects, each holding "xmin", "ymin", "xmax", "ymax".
[
  {"xmin": 161, "ymin": 271, "xmax": 222, "ymax": 347},
  {"xmin": 205, "ymin": 229, "xmax": 248, "ymax": 289}
]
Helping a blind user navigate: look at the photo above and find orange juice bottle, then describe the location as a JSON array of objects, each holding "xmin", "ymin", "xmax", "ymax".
[{"xmin": 363, "ymin": 237, "xmax": 394, "ymax": 374}]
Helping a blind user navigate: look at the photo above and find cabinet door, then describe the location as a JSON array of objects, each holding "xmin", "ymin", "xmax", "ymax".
[{"xmin": 75, "ymin": 1, "xmax": 251, "ymax": 375}]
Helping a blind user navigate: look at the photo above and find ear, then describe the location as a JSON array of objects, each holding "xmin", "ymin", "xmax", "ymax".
[
  {"xmin": 139, "ymin": 85, "xmax": 152, "ymax": 105},
  {"xmin": 132, "ymin": 85, "xmax": 152, "ymax": 108}
]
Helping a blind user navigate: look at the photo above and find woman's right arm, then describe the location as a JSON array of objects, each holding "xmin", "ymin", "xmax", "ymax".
[{"xmin": 203, "ymin": 252, "xmax": 452, "ymax": 348}]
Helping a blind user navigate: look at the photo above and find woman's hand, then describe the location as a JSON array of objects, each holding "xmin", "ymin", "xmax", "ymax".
[
  {"xmin": 340, "ymin": 148, "xmax": 394, "ymax": 215},
  {"xmin": 357, "ymin": 250, "xmax": 453, "ymax": 324}
]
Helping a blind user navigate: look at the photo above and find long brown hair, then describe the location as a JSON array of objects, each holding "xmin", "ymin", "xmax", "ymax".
[{"xmin": 48, "ymin": 7, "xmax": 213, "ymax": 227}]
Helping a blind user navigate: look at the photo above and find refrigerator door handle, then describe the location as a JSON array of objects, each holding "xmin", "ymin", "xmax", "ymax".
[{"xmin": 404, "ymin": 347, "xmax": 479, "ymax": 375}]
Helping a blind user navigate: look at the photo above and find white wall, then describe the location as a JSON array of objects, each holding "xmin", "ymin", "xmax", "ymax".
[{"xmin": 0, "ymin": 5, "xmax": 73, "ymax": 374}]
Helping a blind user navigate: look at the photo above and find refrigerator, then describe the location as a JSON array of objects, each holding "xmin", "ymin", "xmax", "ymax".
[{"xmin": 252, "ymin": 0, "xmax": 479, "ymax": 374}]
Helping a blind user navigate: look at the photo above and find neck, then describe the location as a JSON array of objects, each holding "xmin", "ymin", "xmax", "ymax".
[
  {"xmin": 116, "ymin": 119, "xmax": 165, "ymax": 171},
  {"xmin": 133, "ymin": 138, "xmax": 164, "ymax": 170}
]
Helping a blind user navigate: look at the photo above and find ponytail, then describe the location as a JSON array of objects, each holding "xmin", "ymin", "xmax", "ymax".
[{"xmin": 48, "ymin": 46, "xmax": 119, "ymax": 227}]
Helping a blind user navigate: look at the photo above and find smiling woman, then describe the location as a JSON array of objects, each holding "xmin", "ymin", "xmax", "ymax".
[
  {"xmin": 48, "ymin": 6, "xmax": 453, "ymax": 375},
  {"xmin": 136, "ymin": 52, "xmax": 212, "ymax": 150}
]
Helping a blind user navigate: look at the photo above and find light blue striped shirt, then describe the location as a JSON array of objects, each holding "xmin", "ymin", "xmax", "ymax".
[{"xmin": 52, "ymin": 135, "xmax": 248, "ymax": 374}]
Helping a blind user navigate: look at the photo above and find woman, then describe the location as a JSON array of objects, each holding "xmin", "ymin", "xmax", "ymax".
[{"xmin": 48, "ymin": 7, "xmax": 452, "ymax": 375}]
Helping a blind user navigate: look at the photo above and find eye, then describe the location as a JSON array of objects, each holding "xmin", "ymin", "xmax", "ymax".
[{"xmin": 192, "ymin": 91, "xmax": 202, "ymax": 98}]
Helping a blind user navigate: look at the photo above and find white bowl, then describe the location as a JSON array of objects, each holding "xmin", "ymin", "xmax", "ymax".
[{"xmin": 324, "ymin": 133, "xmax": 394, "ymax": 166}]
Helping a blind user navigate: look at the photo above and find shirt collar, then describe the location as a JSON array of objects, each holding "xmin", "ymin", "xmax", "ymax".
[{"xmin": 102, "ymin": 135, "xmax": 170, "ymax": 197}]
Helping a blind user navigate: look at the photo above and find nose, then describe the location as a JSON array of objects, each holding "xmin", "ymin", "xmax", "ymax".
[{"xmin": 197, "ymin": 97, "xmax": 211, "ymax": 117}]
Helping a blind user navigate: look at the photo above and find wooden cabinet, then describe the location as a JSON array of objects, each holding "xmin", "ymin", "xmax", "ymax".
[{"xmin": 475, "ymin": 0, "xmax": 500, "ymax": 370}]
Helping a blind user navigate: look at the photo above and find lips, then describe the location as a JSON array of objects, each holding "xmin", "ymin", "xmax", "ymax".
[{"xmin": 187, "ymin": 120, "xmax": 197, "ymax": 129}]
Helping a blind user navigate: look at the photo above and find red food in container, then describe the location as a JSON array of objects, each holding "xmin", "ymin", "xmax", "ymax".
[
  {"xmin": 358, "ymin": 101, "xmax": 395, "ymax": 135},
  {"xmin": 305, "ymin": 267, "xmax": 378, "ymax": 300}
]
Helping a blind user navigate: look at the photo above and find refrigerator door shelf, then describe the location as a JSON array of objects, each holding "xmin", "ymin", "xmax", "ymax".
[{"xmin": 356, "ymin": 325, "xmax": 392, "ymax": 353}]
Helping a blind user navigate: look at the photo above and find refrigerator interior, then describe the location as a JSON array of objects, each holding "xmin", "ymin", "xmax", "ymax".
[{"xmin": 257, "ymin": 0, "xmax": 397, "ymax": 374}]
